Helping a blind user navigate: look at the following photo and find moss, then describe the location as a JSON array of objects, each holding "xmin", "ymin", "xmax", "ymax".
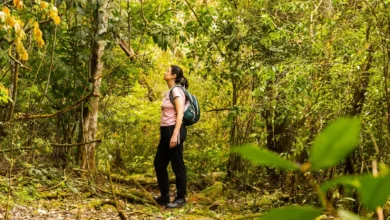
[{"xmin": 13, "ymin": 186, "xmax": 38, "ymax": 204}]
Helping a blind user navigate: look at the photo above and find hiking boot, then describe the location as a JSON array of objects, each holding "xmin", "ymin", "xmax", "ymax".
[
  {"xmin": 166, "ymin": 197, "xmax": 186, "ymax": 208},
  {"xmin": 153, "ymin": 195, "xmax": 170, "ymax": 206}
]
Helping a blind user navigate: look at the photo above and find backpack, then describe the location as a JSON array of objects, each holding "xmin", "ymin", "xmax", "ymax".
[{"xmin": 169, "ymin": 86, "xmax": 200, "ymax": 126}]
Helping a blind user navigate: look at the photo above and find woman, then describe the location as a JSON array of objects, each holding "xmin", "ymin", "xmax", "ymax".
[{"xmin": 153, "ymin": 65, "xmax": 188, "ymax": 208}]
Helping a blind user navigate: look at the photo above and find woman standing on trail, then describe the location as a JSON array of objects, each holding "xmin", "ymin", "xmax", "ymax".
[{"xmin": 153, "ymin": 65, "xmax": 189, "ymax": 208}]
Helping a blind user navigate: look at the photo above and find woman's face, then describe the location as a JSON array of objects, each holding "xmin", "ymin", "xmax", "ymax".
[{"xmin": 163, "ymin": 67, "xmax": 176, "ymax": 81}]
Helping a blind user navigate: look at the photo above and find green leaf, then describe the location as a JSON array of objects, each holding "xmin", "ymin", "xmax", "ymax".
[
  {"xmin": 232, "ymin": 144, "xmax": 300, "ymax": 171},
  {"xmin": 358, "ymin": 175, "xmax": 390, "ymax": 211},
  {"xmin": 320, "ymin": 175, "xmax": 361, "ymax": 193},
  {"xmin": 311, "ymin": 118, "xmax": 361, "ymax": 170},
  {"xmin": 68, "ymin": 186, "xmax": 79, "ymax": 193},
  {"xmin": 260, "ymin": 206, "xmax": 322, "ymax": 220},
  {"xmin": 337, "ymin": 210, "xmax": 366, "ymax": 220},
  {"xmin": 150, "ymin": 28, "xmax": 161, "ymax": 35}
]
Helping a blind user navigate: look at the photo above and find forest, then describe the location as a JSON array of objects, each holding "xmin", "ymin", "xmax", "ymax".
[{"xmin": 1, "ymin": 0, "xmax": 390, "ymax": 219}]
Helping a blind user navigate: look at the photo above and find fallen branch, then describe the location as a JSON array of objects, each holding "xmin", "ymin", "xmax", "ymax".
[
  {"xmin": 100, "ymin": 172, "xmax": 163, "ymax": 211},
  {"xmin": 131, "ymin": 176, "xmax": 163, "ymax": 212},
  {"xmin": 95, "ymin": 186, "xmax": 151, "ymax": 204},
  {"xmin": 39, "ymin": 171, "xmax": 74, "ymax": 192},
  {"xmin": 90, "ymin": 199, "xmax": 129, "ymax": 220},
  {"xmin": 103, "ymin": 172, "xmax": 174, "ymax": 187},
  {"xmin": 107, "ymin": 161, "xmax": 128, "ymax": 220},
  {"xmin": 40, "ymin": 191, "xmax": 72, "ymax": 199}
]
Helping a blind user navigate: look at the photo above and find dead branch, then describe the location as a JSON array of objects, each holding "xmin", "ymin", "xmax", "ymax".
[
  {"xmin": 95, "ymin": 186, "xmax": 151, "ymax": 204},
  {"xmin": 102, "ymin": 172, "xmax": 175, "ymax": 186},
  {"xmin": 39, "ymin": 191, "xmax": 72, "ymax": 199},
  {"xmin": 39, "ymin": 171, "xmax": 74, "ymax": 192},
  {"xmin": 107, "ymin": 161, "xmax": 128, "ymax": 220},
  {"xmin": 119, "ymin": 39, "xmax": 136, "ymax": 60},
  {"xmin": 90, "ymin": 199, "xmax": 127, "ymax": 219}
]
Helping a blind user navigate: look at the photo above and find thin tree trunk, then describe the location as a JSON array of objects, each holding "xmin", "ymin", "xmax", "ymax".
[
  {"xmin": 79, "ymin": 0, "xmax": 110, "ymax": 173},
  {"xmin": 227, "ymin": 75, "xmax": 240, "ymax": 180},
  {"xmin": 6, "ymin": 58, "xmax": 19, "ymax": 122}
]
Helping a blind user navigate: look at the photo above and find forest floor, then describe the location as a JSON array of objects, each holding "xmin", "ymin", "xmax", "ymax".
[{"xmin": 0, "ymin": 168, "xmax": 288, "ymax": 220}]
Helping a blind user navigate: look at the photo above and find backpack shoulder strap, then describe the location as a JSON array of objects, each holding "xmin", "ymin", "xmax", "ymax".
[{"xmin": 169, "ymin": 85, "xmax": 186, "ymax": 105}]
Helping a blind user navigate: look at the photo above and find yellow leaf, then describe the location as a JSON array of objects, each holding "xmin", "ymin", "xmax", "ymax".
[
  {"xmin": 13, "ymin": 0, "xmax": 23, "ymax": 10},
  {"xmin": 2, "ymin": 7, "xmax": 10, "ymax": 16},
  {"xmin": 53, "ymin": 15, "xmax": 60, "ymax": 25},
  {"xmin": 49, "ymin": 11, "xmax": 60, "ymax": 25},
  {"xmin": 15, "ymin": 38, "xmax": 23, "ymax": 51},
  {"xmin": 40, "ymin": 1, "xmax": 48, "ymax": 9},
  {"xmin": 6, "ymin": 16, "xmax": 16, "ymax": 27},
  {"xmin": 0, "ymin": 84, "xmax": 9, "ymax": 96},
  {"xmin": 33, "ymin": 22, "xmax": 45, "ymax": 47},
  {"xmin": 17, "ymin": 1, "xmax": 24, "ymax": 10},
  {"xmin": 21, "ymin": 51, "xmax": 28, "ymax": 61},
  {"xmin": 14, "ymin": 37, "xmax": 28, "ymax": 60},
  {"xmin": 37, "ymin": 38, "xmax": 45, "ymax": 47}
]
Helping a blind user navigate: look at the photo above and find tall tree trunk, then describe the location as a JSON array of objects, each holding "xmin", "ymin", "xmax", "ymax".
[{"xmin": 79, "ymin": 1, "xmax": 109, "ymax": 173}]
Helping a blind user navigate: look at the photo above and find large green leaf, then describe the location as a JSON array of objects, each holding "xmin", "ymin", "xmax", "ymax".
[
  {"xmin": 320, "ymin": 175, "xmax": 361, "ymax": 193},
  {"xmin": 337, "ymin": 210, "xmax": 366, "ymax": 220},
  {"xmin": 260, "ymin": 206, "xmax": 322, "ymax": 220},
  {"xmin": 232, "ymin": 144, "xmax": 300, "ymax": 171},
  {"xmin": 358, "ymin": 175, "xmax": 390, "ymax": 211},
  {"xmin": 311, "ymin": 118, "xmax": 361, "ymax": 170}
]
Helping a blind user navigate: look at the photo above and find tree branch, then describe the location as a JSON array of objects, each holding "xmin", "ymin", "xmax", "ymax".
[
  {"xmin": 14, "ymin": 92, "xmax": 95, "ymax": 120},
  {"xmin": 140, "ymin": 0, "xmax": 149, "ymax": 25},
  {"xmin": 50, "ymin": 139, "xmax": 101, "ymax": 147},
  {"xmin": 118, "ymin": 39, "xmax": 136, "ymax": 60},
  {"xmin": 206, "ymin": 108, "xmax": 233, "ymax": 112},
  {"xmin": 184, "ymin": 0, "xmax": 203, "ymax": 27},
  {"xmin": 0, "ymin": 147, "xmax": 34, "ymax": 153}
]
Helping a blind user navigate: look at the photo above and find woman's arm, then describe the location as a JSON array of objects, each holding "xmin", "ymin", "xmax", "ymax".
[{"xmin": 170, "ymin": 95, "xmax": 184, "ymax": 148}]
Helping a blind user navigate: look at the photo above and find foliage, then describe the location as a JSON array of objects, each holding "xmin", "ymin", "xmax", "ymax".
[
  {"xmin": 311, "ymin": 118, "xmax": 361, "ymax": 170},
  {"xmin": 260, "ymin": 206, "xmax": 322, "ymax": 220},
  {"xmin": 0, "ymin": 83, "xmax": 9, "ymax": 105},
  {"xmin": 234, "ymin": 117, "xmax": 390, "ymax": 218},
  {"xmin": 1, "ymin": 0, "xmax": 390, "ymax": 218},
  {"xmin": 232, "ymin": 145, "xmax": 299, "ymax": 171}
]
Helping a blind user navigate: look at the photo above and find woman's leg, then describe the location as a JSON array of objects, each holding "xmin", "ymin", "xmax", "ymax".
[
  {"xmin": 170, "ymin": 142, "xmax": 187, "ymax": 199},
  {"xmin": 170, "ymin": 125, "xmax": 187, "ymax": 199},
  {"xmin": 154, "ymin": 127, "xmax": 171, "ymax": 198}
]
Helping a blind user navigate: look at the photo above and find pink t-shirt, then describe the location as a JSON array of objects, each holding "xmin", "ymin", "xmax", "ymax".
[{"xmin": 160, "ymin": 87, "xmax": 188, "ymax": 126}]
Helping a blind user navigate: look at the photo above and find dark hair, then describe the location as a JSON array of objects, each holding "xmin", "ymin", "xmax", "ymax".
[{"xmin": 171, "ymin": 65, "xmax": 188, "ymax": 89}]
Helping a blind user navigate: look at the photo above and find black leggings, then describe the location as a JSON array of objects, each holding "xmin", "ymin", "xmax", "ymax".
[{"xmin": 154, "ymin": 124, "xmax": 187, "ymax": 199}]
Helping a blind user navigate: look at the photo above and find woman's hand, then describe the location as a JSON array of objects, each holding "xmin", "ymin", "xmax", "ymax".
[{"xmin": 170, "ymin": 134, "xmax": 178, "ymax": 148}]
